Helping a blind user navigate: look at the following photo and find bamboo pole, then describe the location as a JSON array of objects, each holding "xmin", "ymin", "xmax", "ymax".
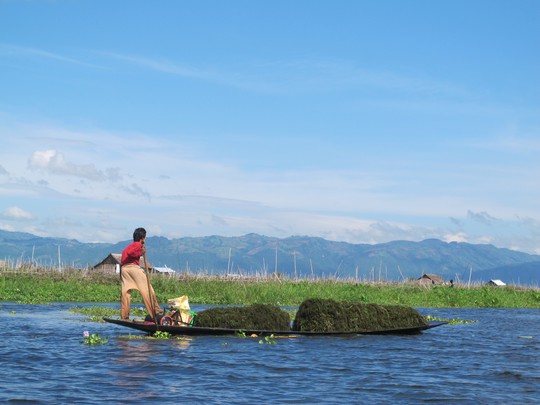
[{"xmin": 143, "ymin": 251, "xmax": 159, "ymax": 329}]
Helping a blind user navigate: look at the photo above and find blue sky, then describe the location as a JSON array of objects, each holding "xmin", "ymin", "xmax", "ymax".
[{"xmin": 1, "ymin": 1, "xmax": 539, "ymax": 254}]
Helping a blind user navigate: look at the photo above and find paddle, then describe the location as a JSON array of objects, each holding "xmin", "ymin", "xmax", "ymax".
[{"xmin": 143, "ymin": 247, "xmax": 160, "ymax": 330}]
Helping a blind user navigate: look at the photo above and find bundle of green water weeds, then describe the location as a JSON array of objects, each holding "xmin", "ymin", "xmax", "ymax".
[
  {"xmin": 292, "ymin": 298, "xmax": 428, "ymax": 332},
  {"xmin": 193, "ymin": 304, "xmax": 291, "ymax": 330}
]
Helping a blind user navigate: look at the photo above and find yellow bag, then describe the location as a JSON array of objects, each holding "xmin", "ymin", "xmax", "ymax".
[{"xmin": 167, "ymin": 295, "xmax": 193, "ymax": 325}]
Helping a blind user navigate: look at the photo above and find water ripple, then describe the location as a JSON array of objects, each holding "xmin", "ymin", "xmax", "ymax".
[{"xmin": 0, "ymin": 304, "xmax": 539, "ymax": 404}]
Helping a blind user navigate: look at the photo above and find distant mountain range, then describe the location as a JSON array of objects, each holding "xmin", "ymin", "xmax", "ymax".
[{"xmin": 1, "ymin": 230, "xmax": 539, "ymax": 285}]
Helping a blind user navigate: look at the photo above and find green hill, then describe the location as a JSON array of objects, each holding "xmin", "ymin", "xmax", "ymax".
[{"xmin": 1, "ymin": 230, "xmax": 539, "ymax": 285}]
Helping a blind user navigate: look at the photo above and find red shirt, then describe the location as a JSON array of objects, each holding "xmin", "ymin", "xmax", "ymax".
[{"xmin": 121, "ymin": 241, "xmax": 144, "ymax": 266}]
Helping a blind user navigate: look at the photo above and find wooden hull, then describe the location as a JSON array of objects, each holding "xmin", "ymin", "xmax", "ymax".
[{"xmin": 103, "ymin": 317, "xmax": 447, "ymax": 336}]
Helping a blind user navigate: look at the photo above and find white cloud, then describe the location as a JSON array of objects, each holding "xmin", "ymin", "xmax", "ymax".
[
  {"xmin": 467, "ymin": 210, "xmax": 498, "ymax": 225},
  {"xmin": 475, "ymin": 134, "xmax": 540, "ymax": 154},
  {"xmin": 0, "ymin": 43, "xmax": 102, "ymax": 68},
  {"xmin": 121, "ymin": 183, "xmax": 151, "ymax": 201},
  {"xmin": 443, "ymin": 232, "xmax": 468, "ymax": 243},
  {"xmin": 476, "ymin": 235, "xmax": 495, "ymax": 245},
  {"xmin": 97, "ymin": 52, "xmax": 471, "ymax": 97},
  {"xmin": 28, "ymin": 149, "xmax": 117, "ymax": 182},
  {"xmin": 99, "ymin": 52, "xmax": 212, "ymax": 79},
  {"xmin": 2, "ymin": 206, "xmax": 34, "ymax": 220},
  {"xmin": 1, "ymin": 117, "xmax": 539, "ymax": 253}
]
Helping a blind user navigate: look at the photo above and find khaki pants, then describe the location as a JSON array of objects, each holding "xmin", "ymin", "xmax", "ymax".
[{"xmin": 121, "ymin": 264, "xmax": 162, "ymax": 319}]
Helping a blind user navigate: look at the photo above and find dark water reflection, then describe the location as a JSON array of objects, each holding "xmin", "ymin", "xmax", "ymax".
[{"xmin": 0, "ymin": 303, "xmax": 538, "ymax": 404}]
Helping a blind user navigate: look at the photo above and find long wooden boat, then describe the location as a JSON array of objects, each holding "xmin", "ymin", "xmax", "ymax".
[{"xmin": 103, "ymin": 317, "xmax": 447, "ymax": 336}]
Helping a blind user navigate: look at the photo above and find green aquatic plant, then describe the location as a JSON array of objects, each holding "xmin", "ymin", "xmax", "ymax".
[
  {"xmin": 293, "ymin": 299, "xmax": 428, "ymax": 332},
  {"xmin": 71, "ymin": 306, "xmax": 117, "ymax": 317},
  {"xmin": 530, "ymin": 291, "xmax": 540, "ymax": 303},
  {"xmin": 69, "ymin": 305, "xmax": 147, "ymax": 321},
  {"xmin": 81, "ymin": 331, "xmax": 108, "ymax": 345},
  {"xmin": 153, "ymin": 330, "xmax": 172, "ymax": 339},
  {"xmin": 2, "ymin": 272, "xmax": 540, "ymax": 308},
  {"xmin": 119, "ymin": 333, "xmax": 188, "ymax": 341},
  {"xmin": 193, "ymin": 304, "xmax": 291, "ymax": 330},
  {"xmin": 121, "ymin": 334, "xmax": 146, "ymax": 340},
  {"xmin": 86, "ymin": 315, "xmax": 106, "ymax": 322},
  {"xmin": 425, "ymin": 315, "xmax": 477, "ymax": 325},
  {"xmin": 259, "ymin": 334, "xmax": 277, "ymax": 345}
]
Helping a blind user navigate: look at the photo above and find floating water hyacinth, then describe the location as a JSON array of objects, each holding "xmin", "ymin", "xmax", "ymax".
[
  {"xmin": 82, "ymin": 330, "xmax": 108, "ymax": 345},
  {"xmin": 153, "ymin": 331, "xmax": 172, "ymax": 339},
  {"xmin": 259, "ymin": 334, "xmax": 277, "ymax": 345}
]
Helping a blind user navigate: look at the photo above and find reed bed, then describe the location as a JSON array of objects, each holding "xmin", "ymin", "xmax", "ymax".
[{"xmin": 1, "ymin": 265, "xmax": 539, "ymax": 308}]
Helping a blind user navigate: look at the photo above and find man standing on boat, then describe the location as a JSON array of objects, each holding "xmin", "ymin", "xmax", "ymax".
[{"xmin": 120, "ymin": 227, "xmax": 163, "ymax": 320}]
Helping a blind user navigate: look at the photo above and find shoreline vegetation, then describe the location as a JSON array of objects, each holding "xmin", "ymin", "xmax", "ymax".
[{"xmin": 1, "ymin": 267, "xmax": 539, "ymax": 308}]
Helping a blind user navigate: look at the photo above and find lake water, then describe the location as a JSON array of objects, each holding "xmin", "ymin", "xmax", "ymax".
[{"xmin": 0, "ymin": 303, "xmax": 538, "ymax": 404}]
